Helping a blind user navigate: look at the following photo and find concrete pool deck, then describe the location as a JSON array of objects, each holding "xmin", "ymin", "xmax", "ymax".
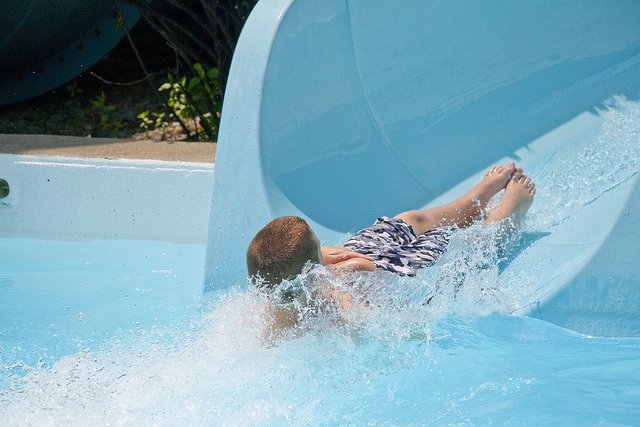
[{"xmin": 0, "ymin": 134, "xmax": 215, "ymax": 163}]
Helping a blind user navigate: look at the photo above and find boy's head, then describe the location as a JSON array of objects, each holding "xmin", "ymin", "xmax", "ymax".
[{"xmin": 246, "ymin": 216, "xmax": 322, "ymax": 287}]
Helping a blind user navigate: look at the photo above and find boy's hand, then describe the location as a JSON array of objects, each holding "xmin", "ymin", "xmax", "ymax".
[
  {"xmin": 331, "ymin": 257, "xmax": 376, "ymax": 272},
  {"xmin": 321, "ymin": 246, "xmax": 374, "ymax": 266}
]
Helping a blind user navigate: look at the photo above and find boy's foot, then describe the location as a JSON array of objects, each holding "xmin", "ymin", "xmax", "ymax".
[
  {"xmin": 467, "ymin": 162, "xmax": 516, "ymax": 209},
  {"xmin": 485, "ymin": 169, "xmax": 535, "ymax": 224}
]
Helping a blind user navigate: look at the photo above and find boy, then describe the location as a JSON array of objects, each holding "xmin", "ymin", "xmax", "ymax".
[
  {"xmin": 246, "ymin": 163, "xmax": 535, "ymax": 335},
  {"xmin": 247, "ymin": 163, "xmax": 535, "ymax": 285}
]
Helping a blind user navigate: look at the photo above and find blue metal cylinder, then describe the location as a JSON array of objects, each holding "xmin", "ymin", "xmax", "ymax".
[{"xmin": 0, "ymin": 0, "xmax": 139, "ymax": 105}]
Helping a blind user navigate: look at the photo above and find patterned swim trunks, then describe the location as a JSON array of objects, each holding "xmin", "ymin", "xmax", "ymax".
[{"xmin": 343, "ymin": 216, "xmax": 450, "ymax": 276}]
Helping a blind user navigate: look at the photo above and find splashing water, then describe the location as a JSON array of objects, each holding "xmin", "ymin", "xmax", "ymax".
[
  {"xmin": 1, "ymin": 98, "xmax": 640, "ymax": 424},
  {"xmin": 527, "ymin": 96, "xmax": 640, "ymax": 229}
]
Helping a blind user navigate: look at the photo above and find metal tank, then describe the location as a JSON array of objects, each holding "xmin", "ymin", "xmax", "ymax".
[{"xmin": 0, "ymin": 0, "xmax": 138, "ymax": 105}]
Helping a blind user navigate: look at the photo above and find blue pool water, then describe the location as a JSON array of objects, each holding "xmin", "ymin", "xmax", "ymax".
[
  {"xmin": 1, "ymin": 100, "xmax": 640, "ymax": 424},
  {"xmin": 1, "ymin": 276, "xmax": 639, "ymax": 424},
  {"xmin": 0, "ymin": 239, "xmax": 205, "ymax": 379}
]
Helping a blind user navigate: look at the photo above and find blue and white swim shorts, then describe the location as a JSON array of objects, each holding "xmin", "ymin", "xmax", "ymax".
[{"xmin": 343, "ymin": 216, "xmax": 450, "ymax": 276}]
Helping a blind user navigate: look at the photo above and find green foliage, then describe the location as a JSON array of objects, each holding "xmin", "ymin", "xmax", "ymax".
[
  {"xmin": 125, "ymin": 0, "xmax": 259, "ymax": 141},
  {"xmin": 138, "ymin": 63, "xmax": 222, "ymax": 141},
  {"xmin": 65, "ymin": 82, "xmax": 83, "ymax": 109},
  {"xmin": 91, "ymin": 91, "xmax": 124, "ymax": 137},
  {"xmin": 137, "ymin": 110, "xmax": 168, "ymax": 133}
]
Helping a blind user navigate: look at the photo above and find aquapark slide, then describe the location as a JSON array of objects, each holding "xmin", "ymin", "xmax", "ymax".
[
  {"xmin": 0, "ymin": 1, "xmax": 138, "ymax": 106},
  {"xmin": 205, "ymin": 0, "xmax": 640, "ymax": 337}
]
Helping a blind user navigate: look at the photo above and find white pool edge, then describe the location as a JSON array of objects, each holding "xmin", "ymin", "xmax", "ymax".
[{"xmin": 0, "ymin": 154, "xmax": 214, "ymax": 244}]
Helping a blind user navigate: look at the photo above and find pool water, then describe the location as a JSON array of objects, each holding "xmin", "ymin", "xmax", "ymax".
[
  {"xmin": 1, "ymin": 281, "xmax": 639, "ymax": 424},
  {"xmin": 0, "ymin": 239, "xmax": 205, "ymax": 378},
  {"xmin": 1, "ymin": 99, "xmax": 639, "ymax": 424}
]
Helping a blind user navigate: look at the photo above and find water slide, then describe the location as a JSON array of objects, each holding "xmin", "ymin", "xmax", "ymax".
[
  {"xmin": 205, "ymin": 0, "xmax": 640, "ymax": 337},
  {"xmin": 0, "ymin": 1, "xmax": 138, "ymax": 106}
]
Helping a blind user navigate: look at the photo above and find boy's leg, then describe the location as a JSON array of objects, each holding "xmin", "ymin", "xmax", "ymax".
[{"xmin": 395, "ymin": 163, "xmax": 517, "ymax": 236}]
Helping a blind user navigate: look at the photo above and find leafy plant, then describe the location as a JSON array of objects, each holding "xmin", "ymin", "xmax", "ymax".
[
  {"xmin": 91, "ymin": 91, "xmax": 124, "ymax": 137},
  {"xmin": 123, "ymin": 0, "xmax": 258, "ymax": 141},
  {"xmin": 137, "ymin": 110, "xmax": 168, "ymax": 132},
  {"xmin": 138, "ymin": 63, "xmax": 222, "ymax": 141},
  {"xmin": 65, "ymin": 81, "xmax": 83, "ymax": 109}
]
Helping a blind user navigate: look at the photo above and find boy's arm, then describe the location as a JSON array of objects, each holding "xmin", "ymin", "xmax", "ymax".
[
  {"xmin": 321, "ymin": 246, "xmax": 376, "ymax": 272},
  {"xmin": 330, "ymin": 257, "xmax": 376, "ymax": 272},
  {"xmin": 321, "ymin": 246, "xmax": 374, "ymax": 267}
]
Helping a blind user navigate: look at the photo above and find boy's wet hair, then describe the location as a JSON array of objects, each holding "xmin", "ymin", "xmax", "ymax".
[{"xmin": 246, "ymin": 216, "xmax": 321, "ymax": 288}]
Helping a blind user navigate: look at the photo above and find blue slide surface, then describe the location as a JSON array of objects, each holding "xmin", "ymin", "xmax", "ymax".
[{"xmin": 205, "ymin": 0, "xmax": 640, "ymax": 336}]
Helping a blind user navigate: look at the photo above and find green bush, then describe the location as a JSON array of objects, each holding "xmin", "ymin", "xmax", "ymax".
[
  {"xmin": 91, "ymin": 91, "xmax": 125, "ymax": 137},
  {"xmin": 125, "ymin": 0, "xmax": 258, "ymax": 141},
  {"xmin": 138, "ymin": 63, "xmax": 222, "ymax": 141}
]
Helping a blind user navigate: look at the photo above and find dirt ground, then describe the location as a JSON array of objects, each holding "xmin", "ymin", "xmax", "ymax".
[{"xmin": 0, "ymin": 134, "xmax": 215, "ymax": 163}]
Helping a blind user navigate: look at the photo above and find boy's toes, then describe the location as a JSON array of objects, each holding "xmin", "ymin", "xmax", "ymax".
[
  {"xmin": 511, "ymin": 168, "xmax": 523, "ymax": 182},
  {"xmin": 505, "ymin": 161, "xmax": 516, "ymax": 173},
  {"xmin": 499, "ymin": 162, "xmax": 515, "ymax": 174}
]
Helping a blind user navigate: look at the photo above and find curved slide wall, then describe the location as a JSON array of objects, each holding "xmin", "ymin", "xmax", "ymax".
[{"xmin": 205, "ymin": 0, "xmax": 640, "ymax": 336}]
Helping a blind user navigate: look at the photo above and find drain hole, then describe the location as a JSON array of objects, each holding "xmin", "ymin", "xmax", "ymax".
[{"xmin": 0, "ymin": 179, "xmax": 9, "ymax": 198}]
